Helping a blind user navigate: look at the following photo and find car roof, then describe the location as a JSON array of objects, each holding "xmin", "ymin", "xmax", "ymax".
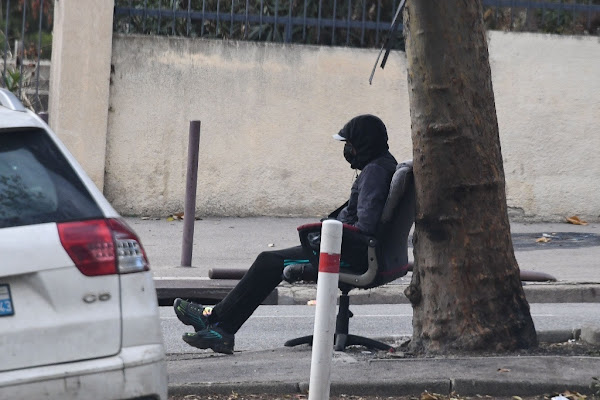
[{"xmin": 0, "ymin": 106, "xmax": 45, "ymax": 130}]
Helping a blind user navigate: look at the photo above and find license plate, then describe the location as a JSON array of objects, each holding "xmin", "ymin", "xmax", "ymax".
[{"xmin": 0, "ymin": 284, "xmax": 14, "ymax": 317}]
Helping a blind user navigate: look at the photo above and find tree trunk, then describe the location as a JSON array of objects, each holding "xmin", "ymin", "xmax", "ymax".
[{"xmin": 403, "ymin": 0, "xmax": 537, "ymax": 353}]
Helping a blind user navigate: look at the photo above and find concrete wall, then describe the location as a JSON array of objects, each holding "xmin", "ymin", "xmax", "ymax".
[
  {"xmin": 104, "ymin": 32, "xmax": 599, "ymax": 221},
  {"xmin": 488, "ymin": 34, "xmax": 600, "ymax": 221},
  {"xmin": 49, "ymin": 0, "xmax": 114, "ymax": 189}
]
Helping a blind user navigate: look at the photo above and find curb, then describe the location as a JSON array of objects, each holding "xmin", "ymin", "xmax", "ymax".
[
  {"xmin": 168, "ymin": 379, "xmax": 596, "ymax": 398},
  {"xmin": 168, "ymin": 382, "xmax": 303, "ymax": 397},
  {"xmin": 450, "ymin": 379, "xmax": 595, "ymax": 397},
  {"xmin": 168, "ymin": 381, "xmax": 451, "ymax": 398},
  {"xmin": 155, "ymin": 280, "xmax": 600, "ymax": 305},
  {"xmin": 279, "ymin": 282, "xmax": 600, "ymax": 305},
  {"xmin": 537, "ymin": 329, "xmax": 581, "ymax": 343}
]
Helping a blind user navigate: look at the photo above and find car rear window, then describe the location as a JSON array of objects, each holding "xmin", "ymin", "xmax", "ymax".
[{"xmin": 0, "ymin": 128, "xmax": 104, "ymax": 228}]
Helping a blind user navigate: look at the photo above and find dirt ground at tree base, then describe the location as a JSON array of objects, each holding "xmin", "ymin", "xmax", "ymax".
[{"xmin": 380, "ymin": 337, "xmax": 600, "ymax": 359}]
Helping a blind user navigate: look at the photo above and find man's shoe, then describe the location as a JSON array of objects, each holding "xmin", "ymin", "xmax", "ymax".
[
  {"xmin": 173, "ymin": 298, "xmax": 212, "ymax": 331},
  {"xmin": 282, "ymin": 263, "xmax": 317, "ymax": 283},
  {"xmin": 182, "ymin": 325, "xmax": 235, "ymax": 355}
]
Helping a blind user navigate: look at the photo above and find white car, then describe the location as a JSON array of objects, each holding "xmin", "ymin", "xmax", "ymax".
[{"xmin": 0, "ymin": 89, "xmax": 167, "ymax": 400}]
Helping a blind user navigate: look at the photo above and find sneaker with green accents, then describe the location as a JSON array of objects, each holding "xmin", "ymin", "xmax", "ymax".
[
  {"xmin": 182, "ymin": 325, "xmax": 235, "ymax": 355},
  {"xmin": 173, "ymin": 298, "xmax": 213, "ymax": 331}
]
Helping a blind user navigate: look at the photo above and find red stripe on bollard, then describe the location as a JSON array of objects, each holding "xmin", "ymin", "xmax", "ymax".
[{"xmin": 318, "ymin": 253, "xmax": 341, "ymax": 274}]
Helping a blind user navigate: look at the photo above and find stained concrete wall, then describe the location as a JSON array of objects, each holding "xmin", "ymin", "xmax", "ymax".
[
  {"xmin": 104, "ymin": 32, "xmax": 599, "ymax": 221},
  {"xmin": 106, "ymin": 37, "xmax": 412, "ymax": 219}
]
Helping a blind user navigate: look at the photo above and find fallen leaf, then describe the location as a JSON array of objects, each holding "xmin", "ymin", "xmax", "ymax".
[
  {"xmin": 536, "ymin": 237, "xmax": 551, "ymax": 243},
  {"xmin": 227, "ymin": 391, "xmax": 239, "ymax": 399},
  {"xmin": 421, "ymin": 392, "xmax": 444, "ymax": 400},
  {"xmin": 497, "ymin": 368, "xmax": 511, "ymax": 373},
  {"xmin": 566, "ymin": 216, "xmax": 588, "ymax": 225},
  {"xmin": 307, "ymin": 300, "xmax": 317, "ymax": 306},
  {"xmin": 592, "ymin": 377, "xmax": 600, "ymax": 392},
  {"xmin": 168, "ymin": 213, "xmax": 183, "ymax": 221},
  {"xmin": 562, "ymin": 390, "xmax": 587, "ymax": 400}
]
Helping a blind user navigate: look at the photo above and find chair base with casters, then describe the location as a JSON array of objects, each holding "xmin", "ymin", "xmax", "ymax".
[{"xmin": 284, "ymin": 284, "xmax": 394, "ymax": 351}]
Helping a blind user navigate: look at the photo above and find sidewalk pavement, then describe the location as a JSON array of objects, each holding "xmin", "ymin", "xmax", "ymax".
[
  {"xmin": 126, "ymin": 217, "xmax": 600, "ymax": 397},
  {"xmin": 168, "ymin": 350, "xmax": 600, "ymax": 397}
]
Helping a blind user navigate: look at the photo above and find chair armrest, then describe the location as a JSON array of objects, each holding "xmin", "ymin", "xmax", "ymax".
[
  {"xmin": 297, "ymin": 221, "xmax": 373, "ymax": 245},
  {"xmin": 297, "ymin": 221, "xmax": 360, "ymax": 233},
  {"xmin": 296, "ymin": 222, "xmax": 323, "ymax": 232}
]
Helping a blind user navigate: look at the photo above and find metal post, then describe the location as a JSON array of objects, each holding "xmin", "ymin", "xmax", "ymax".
[
  {"xmin": 35, "ymin": 0, "xmax": 44, "ymax": 108},
  {"xmin": 259, "ymin": 0, "xmax": 263, "ymax": 39},
  {"xmin": 331, "ymin": 0, "xmax": 336, "ymax": 45},
  {"xmin": 18, "ymin": 0, "xmax": 27, "ymax": 99},
  {"xmin": 587, "ymin": 0, "xmax": 592, "ymax": 32},
  {"xmin": 274, "ymin": 0, "xmax": 279, "ymax": 40},
  {"xmin": 317, "ymin": 0, "xmax": 322, "ymax": 42},
  {"xmin": 3, "ymin": 0, "xmax": 10, "ymax": 81},
  {"xmin": 180, "ymin": 120, "xmax": 201, "ymax": 267},
  {"xmin": 346, "ymin": 0, "xmax": 351, "ymax": 46}
]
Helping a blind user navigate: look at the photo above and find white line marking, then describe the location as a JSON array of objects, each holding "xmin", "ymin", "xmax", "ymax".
[
  {"xmin": 154, "ymin": 277, "xmax": 211, "ymax": 280},
  {"xmin": 162, "ymin": 314, "xmax": 414, "ymax": 319}
]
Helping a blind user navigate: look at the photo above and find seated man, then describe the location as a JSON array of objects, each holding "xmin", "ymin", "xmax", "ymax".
[{"xmin": 174, "ymin": 114, "xmax": 399, "ymax": 354}]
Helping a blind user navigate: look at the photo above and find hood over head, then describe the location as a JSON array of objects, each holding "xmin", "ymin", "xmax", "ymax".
[{"xmin": 334, "ymin": 114, "xmax": 389, "ymax": 170}]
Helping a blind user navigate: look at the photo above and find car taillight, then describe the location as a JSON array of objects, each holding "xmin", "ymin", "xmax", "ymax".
[
  {"xmin": 107, "ymin": 218, "xmax": 150, "ymax": 274},
  {"xmin": 57, "ymin": 219, "xmax": 149, "ymax": 276}
]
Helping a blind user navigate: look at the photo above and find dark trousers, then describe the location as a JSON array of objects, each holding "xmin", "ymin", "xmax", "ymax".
[
  {"xmin": 209, "ymin": 245, "xmax": 307, "ymax": 334},
  {"xmin": 209, "ymin": 236, "xmax": 368, "ymax": 334}
]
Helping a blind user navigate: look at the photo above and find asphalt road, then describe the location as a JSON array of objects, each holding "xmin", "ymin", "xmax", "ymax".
[{"xmin": 160, "ymin": 303, "xmax": 600, "ymax": 354}]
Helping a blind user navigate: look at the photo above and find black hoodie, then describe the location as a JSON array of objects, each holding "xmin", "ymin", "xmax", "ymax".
[
  {"xmin": 335, "ymin": 115, "xmax": 397, "ymax": 235},
  {"xmin": 337, "ymin": 114, "xmax": 391, "ymax": 170}
]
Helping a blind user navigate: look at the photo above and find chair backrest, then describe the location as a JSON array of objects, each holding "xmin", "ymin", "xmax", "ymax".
[{"xmin": 339, "ymin": 160, "xmax": 415, "ymax": 289}]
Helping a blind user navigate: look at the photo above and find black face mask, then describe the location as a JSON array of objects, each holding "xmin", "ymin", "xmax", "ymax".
[{"xmin": 343, "ymin": 142, "xmax": 355, "ymax": 166}]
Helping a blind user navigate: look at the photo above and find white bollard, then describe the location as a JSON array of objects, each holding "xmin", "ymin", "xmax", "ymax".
[{"xmin": 308, "ymin": 220, "xmax": 342, "ymax": 400}]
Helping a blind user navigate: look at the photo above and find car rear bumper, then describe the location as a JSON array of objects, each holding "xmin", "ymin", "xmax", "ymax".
[{"xmin": 0, "ymin": 344, "xmax": 167, "ymax": 400}]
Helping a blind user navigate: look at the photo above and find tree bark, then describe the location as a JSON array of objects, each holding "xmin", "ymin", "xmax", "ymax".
[{"xmin": 403, "ymin": 0, "xmax": 537, "ymax": 353}]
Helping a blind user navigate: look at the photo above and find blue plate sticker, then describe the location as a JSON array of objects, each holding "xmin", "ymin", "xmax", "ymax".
[{"xmin": 0, "ymin": 284, "xmax": 14, "ymax": 317}]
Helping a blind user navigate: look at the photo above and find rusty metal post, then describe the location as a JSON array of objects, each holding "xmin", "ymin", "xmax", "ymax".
[{"xmin": 181, "ymin": 120, "xmax": 201, "ymax": 267}]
